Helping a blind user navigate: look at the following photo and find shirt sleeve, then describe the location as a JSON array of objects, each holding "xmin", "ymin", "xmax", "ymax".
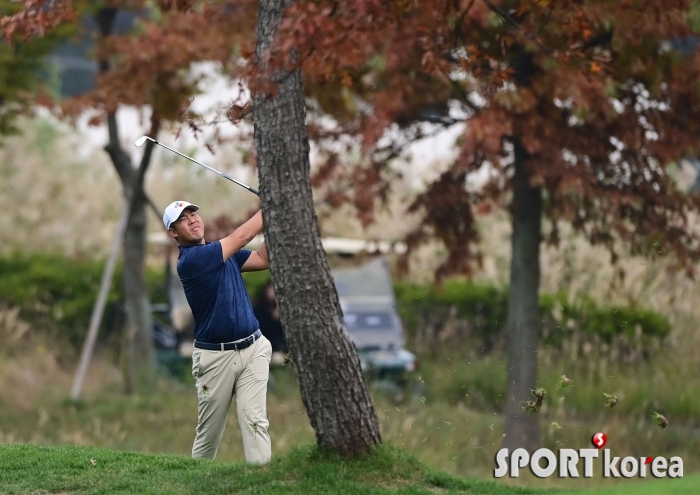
[
  {"xmin": 234, "ymin": 249, "xmax": 252, "ymax": 269},
  {"xmin": 178, "ymin": 241, "xmax": 224, "ymax": 281}
]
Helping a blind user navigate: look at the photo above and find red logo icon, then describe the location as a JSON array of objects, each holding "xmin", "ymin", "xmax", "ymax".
[
  {"xmin": 645, "ymin": 456, "xmax": 653, "ymax": 464},
  {"xmin": 591, "ymin": 432, "xmax": 607, "ymax": 449}
]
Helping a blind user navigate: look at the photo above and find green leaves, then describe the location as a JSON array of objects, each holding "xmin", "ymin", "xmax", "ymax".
[
  {"xmin": 397, "ymin": 279, "xmax": 671, "ymax": 360},
  {"xmin": 650, "ymin": 410, "xmax": 669, "ymax": 428},
  {"xmin": 523, "ymin": 387, "xmax": 547, "ymax": 413},
  {"xmin": 603, "ymin": 392, "xmax": 618, "ymax": 410},
  {"xmin": 687, "ymin": 0, "xmax": 700, "ymax": 32},
  {"xmin": 0, "ymin": 252, "xmax": 166, "ymax": 350}
]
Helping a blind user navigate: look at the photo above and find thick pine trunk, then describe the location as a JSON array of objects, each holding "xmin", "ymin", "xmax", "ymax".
[
  {"xmin": 253, "ymin": 0, "xmax": 382, "ymax": 456},
  {"xmin": 503, "ymin": 140, "xmax": 542, "ymax": 453}
]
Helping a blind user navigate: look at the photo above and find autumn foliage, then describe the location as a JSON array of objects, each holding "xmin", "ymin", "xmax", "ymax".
[
  {"xmin": 5, "ymin": 3, "xmax": 700, "ymax": 269},
  {"xmin": 254, "ymin": 0, "xmax": 700, "ymax": 281},
  {"xmin": 7, "ymin": 1, "xmax": 699, "ymax": 278}
]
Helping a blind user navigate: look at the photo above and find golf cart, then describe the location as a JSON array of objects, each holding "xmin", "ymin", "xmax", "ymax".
[{"xmin": 331, "ymin": 255, "xmax": 418, "ymax": 379}]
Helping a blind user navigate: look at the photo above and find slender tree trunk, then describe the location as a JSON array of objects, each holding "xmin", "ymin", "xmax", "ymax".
[
  {"xmin": 121, "ymin": 191, "xmax": 154, "ymax": 392},
  {"xmin": 96, "ymin": 8, "xmax": 155, "ymax": 394},
  {"xmin": 253, "ymin": 0, "xmax": 382, "ymax": 456},
  {"xmin": 503, "ymin": 139, "xmax": 542, "ymax": 453}
]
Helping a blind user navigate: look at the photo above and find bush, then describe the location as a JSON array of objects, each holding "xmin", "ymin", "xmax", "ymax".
[
  {"xmin": 0, "ymin": 252, "xmax": 166, "ymax": 350},
  {"xmin": 395, "ymin": 280, "xmax": 508, "ymax": 353},
  {"xmin": 0, "ymin": 253, "xmax": 670, "ymax": 362},
  {"xmin": 396, "ymin": 279, "xmax": 670, "ymax": 362},
  {"xmin": 540, "ymin": 291, "xmax": 671, "ymax": 360}
]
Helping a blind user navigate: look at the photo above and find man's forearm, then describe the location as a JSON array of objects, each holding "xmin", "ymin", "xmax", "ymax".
[
  {"xmin": 220, "ymin": 210, "xmax": 263, "ymax": 260},
  {"xmin": 236, "ymin": 210, "xmax": 263, "ymax": 245},
  {"xmin": 256, "ymin": 240, "xmax": 269, "ymax": 265}
]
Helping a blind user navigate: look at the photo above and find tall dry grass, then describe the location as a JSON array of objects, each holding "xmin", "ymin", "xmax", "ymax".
[
  {"xmin": 475, "ymin": 209, "xmax": 700, "ymax": 373},
  {"xmin": 0, "ymin": 116, "xmax": 260, "ymax": 260}
]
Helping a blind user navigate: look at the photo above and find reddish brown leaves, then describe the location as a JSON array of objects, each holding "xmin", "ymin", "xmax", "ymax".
[
  {"xmin": 59, "ymin": 2, "xmax": 256, "ymax": 131},
  {"xmin": 399, "ymin": 168, "xmax": 482, "ymax": 281},
  {"xmin": 289, "ymin": 0, "xmax": 700, "ymax": 280},
  {"xmin": 0, "ymin": 0, "xmax": 77, "ymax": 43},
  {"xmin": 226, "ymin": 102, "xmax": 254, "ymax": 124},
  {"xmin": 5, "ymin": 0, "xmax": 700, "ymax": 283}
]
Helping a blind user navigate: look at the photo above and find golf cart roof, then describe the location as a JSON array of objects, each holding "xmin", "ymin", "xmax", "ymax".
[{"xmin": 331, "ymin": 256, "xmax": 395, "ymax": 299}]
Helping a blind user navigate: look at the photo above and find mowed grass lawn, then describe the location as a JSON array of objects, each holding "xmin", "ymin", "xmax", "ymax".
[
  {"xmin": 549, "ymin": 474, "xmax": 699, "ymax": 495},
  {"xmin": 1, "ymin": 444, "xmax": 696, "ymax": 495},
  {"xmin": 0, "ymin": 443, "xmax": 539, "ymax": 495}
]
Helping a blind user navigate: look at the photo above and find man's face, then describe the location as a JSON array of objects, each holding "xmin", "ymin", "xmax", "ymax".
[{"xmin": 168, "ymin": 207, "xmax": 204, "ymax": 244}]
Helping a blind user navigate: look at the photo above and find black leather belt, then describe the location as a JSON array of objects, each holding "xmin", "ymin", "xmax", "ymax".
[{"xmin": 194, "ymin": 329, "xmax": 262, "ymax": 351}]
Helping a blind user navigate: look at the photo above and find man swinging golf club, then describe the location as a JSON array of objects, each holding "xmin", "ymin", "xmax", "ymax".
[{"xmin": 163, "ymin": 200, "xmax": 272, "ymax": 464}]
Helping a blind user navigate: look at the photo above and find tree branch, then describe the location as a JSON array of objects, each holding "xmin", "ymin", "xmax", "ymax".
[
  {"xmin": 104, "ymin": 112, "xmax": 134, "ymax": 190},
  {"xmin": 537, "ymin": 5, "xmax": 554, "ymax": 36},
  {"xmin": 453, "ymin": 0, "xmax": 476, "ymax": 46},
  {"xmin": 136, "ymin": 113, "xmax": 161, "ymax": 188}
]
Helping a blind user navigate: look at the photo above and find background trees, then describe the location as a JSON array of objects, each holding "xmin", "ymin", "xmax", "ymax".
[
  {"xmin": 69, "ymin": 2, "xmax": 251, "ymax": 393},
  {"xmin": 2, "ymin": 0, "xmax": 256, "ymax": 393},
  {"xmin": 0, "ymin": 0, "xmax": 74, "ymax": 137},
  {"xmin": 4, "ymin": 0, "xmax": 700, "ymax": 456},
  {"xmin": 270, "ymin": 0, "xmax": 700, "ymax": 451}
]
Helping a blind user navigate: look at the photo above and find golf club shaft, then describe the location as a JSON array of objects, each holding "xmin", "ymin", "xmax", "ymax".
[{"xmin": 146, "ymin": 138, "xmax": 259, "ymax": 196}]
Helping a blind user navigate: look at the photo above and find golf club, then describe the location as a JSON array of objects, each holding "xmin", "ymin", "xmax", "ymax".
[{"xmin": 134, "ymin": 136, "xmax": 259, "ymax": 196}]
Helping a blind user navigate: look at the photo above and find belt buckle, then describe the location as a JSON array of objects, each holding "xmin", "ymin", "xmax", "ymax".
[{"xmin": 232, "ymin": 333, "xmax": 254, "ymax": 351}]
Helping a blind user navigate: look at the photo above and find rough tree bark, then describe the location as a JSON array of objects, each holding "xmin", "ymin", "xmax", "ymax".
[
  {"xmin": 95, "ymin": 8, "xmax": 157, "ymax": 394},
  {"xmin": 252, "ymin": 0, "xmax": 382, "ymax": 455},
  {"xmin": 503, "ymin": 140, "xmax": 542, "ymax": 453}
]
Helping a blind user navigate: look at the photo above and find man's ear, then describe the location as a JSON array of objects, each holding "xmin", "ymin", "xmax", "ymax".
[{"xmin": 167, "ymin": 228, "xmax": 178, "ymax": 239}]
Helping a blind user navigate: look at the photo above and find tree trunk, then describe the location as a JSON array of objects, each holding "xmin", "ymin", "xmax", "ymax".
[
  {"xmin": 503, "ymin": 139, "xmax": 542, "ymax": 453},
  {"xmin": 121, "ymin": 191, "xmax": 154, "ymax": 393},
  {"xmin": 253, "ymin": 0, "xmax": 382, "ymax": 456},
  {"xmin": 96, "ymin": 8, "xmax": 156, "ymax": 394}
]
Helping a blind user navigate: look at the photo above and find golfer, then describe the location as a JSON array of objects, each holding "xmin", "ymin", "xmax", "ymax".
[{"xmin": 163, "ymin": 200, "xmax": 272, "ymax": 464}]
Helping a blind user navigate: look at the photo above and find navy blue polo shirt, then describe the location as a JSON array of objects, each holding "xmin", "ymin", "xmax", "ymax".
[{"xmin": 177, "ymin": 240, "xmax": 259, "ymax": 343}]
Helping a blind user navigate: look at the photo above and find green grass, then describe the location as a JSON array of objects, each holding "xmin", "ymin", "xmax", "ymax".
[
  {"xmin": 0, "ymin": 443, "xmax": 542, "ymax": 495},
  {"xmin": 1, "ymin": 443, "xmax": 695, "ymax": 495},
  {"xmin": 2, "ymin": 352, "xmax": 698, "ymax": 491},
  {"xmin": 418, "ymin": 348, "xmax": 700, "ymax": 427},
  {"xmin": 549, "ymin": 473, "xmax": 700, "ymax": 495}
]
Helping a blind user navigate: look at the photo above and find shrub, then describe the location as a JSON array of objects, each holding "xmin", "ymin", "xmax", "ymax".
[
  {"xmin": 0, "ymin": 252, "xmax": 165, "ymax": 350},
  {"xmin": 396, "ymin": 279, "xmax": 670, "ymax": 362},
  {"xmin": 0, "ymin": 253, "xmax": 671, "ymax": 362},
  {"xmin": 395, "ymin": 280, "xmax": 508, "ymax": 353}
]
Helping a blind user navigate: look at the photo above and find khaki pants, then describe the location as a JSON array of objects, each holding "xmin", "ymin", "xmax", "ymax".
[{"xmin": 190, "ymin": 334, "xmax": 272, "ymax": 463}]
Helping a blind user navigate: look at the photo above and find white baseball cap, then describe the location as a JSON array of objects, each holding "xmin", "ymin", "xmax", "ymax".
[{"xmin": 163, "ymin": 200, "xmax": 199, "ymax": 229}]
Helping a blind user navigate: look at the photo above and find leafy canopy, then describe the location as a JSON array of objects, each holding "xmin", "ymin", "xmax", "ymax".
[{"xmin": 268, "ymin": 0, "xmax": 700, "ymax": 280}]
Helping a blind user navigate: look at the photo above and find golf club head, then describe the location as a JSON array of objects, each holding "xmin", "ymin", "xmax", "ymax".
[{"xmin": 134, "ymin": 136, "xmax": 151, "ymax": 147}]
